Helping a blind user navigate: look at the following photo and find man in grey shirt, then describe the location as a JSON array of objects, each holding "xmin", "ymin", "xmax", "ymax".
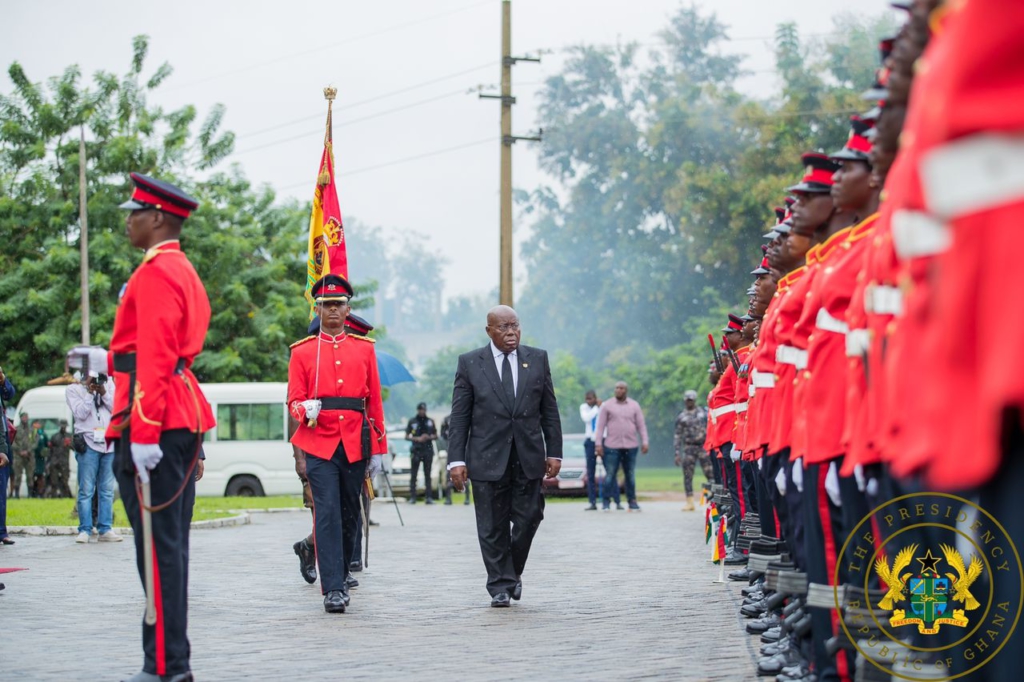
[{"xmin": 66, "ymin": 372, "xmax": 122, "ymax": 544}]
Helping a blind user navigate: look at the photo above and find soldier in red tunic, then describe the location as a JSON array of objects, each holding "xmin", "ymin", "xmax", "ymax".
[
  {"xmin": 71, "ymin": 173, "xmax": 216, "ymax": 682},
  {"xmin": 287, "ymin": 274, "xmax": 388, "ymax": 613}
]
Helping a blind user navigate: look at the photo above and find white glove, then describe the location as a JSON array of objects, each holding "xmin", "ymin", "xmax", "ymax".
[
  {"xmin": 792, "ymin": 458, "xmax": 804, "ymax": 493},
  {"xmin": 131, "ymin": 443, "xmax": 164, "ymax": 484},
  {"xmin": 775, "ymin": 468, "xmax": 787, "ymax": 496},
  {"xmin": 366, "ymin": 454, "xmax": 383, "ymax": 479},
  {"xmin": 866, "ymin": 476, "xmax": 880, "ymax": 498},
  {"xmin": 730, "ymin": 448, "xmax": 741, "ymax": 462},
  {"xmin": 853, "ymin": 464, "xmax": 866, "ymax": 493},
  {"xmin": 757, "ymin": 458, "xmax": 763, "ymax": 471},
  {"xmin": 301, "ymin": 399, "xmax": 322, "ymax": 420},
  {"xmin": 825, "ymin": 461, "xmax": 842, "ymax": 508},
  {"xmin": 67, "ymin": 346, "xmax": 108, "ymax": 374}
]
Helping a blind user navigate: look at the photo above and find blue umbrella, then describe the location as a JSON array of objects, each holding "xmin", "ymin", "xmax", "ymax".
[{"xmin": 376, "ymin": 350, "xmax": 415, "ymax": 387}]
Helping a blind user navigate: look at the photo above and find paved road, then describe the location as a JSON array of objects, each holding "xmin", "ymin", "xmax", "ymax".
[{"xmin": 1, "ymin": 500, "xmax": 756, "ymax": 681}]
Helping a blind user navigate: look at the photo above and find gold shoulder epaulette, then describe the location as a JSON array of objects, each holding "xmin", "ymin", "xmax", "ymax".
[
  {"xmin": 349, "ymin": 333, "xmax": 376, "ymax": 344},
  {"xmin": 290, "ymin": 335, "xmax": 315, "ymax": 349},
  {"xmin": 142, "ymin": 248, "xmax": 178, "ymax": 264}
]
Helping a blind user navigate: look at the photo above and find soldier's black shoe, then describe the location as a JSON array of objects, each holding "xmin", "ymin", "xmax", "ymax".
[
  {"xmin": 444, "ymin": 498, "xmax": 453, "ymax": 505},
  {"xmin": 491, "ymin": 592, "xmax": 511, "ymax": 607},
  {"xmin": 293, "ymin": 539, "xmax": 317, "ymax": 584},
  {"xmin": 349, "ymin": 559, "xmax": 363, "ymax": 573},
  {"xmin": 426, "ymin": 497, "xmax": 435, "ymax": 505},
  {"xmin": 724, "ymin": 550, "xmax": 748, "ymax": 566},
  {"xmin": 729, "ymin": 567, "xmax": 752, "ymax": 581},
  {"xmin": 122, "ymin": 671, "xmax": 194, "ymax": 682},
  {"xmin": 510, "ymin": 577, "xmax": 522, "ymax": 601},
  {"xmin": 324, "ymin": 590, "xmax": 347, "ymax": 613},
  {"xmin": 345, "ymin": 574, "xmax": 359, "ymax": 589}
]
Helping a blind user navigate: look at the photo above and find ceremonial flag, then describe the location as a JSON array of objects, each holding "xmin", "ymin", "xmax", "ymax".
[
  {"xmin": 713, "ymin": 514, "xmax": 729, "ymax": 564},
  {"xmin": 305, "ymin": 87, "xmax": 349, "ymax": 315},
  {"xmin": 705, "ymin": 502, "xmax": 716, "ymax": 544}
]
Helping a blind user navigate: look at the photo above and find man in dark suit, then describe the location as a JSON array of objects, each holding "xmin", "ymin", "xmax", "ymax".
[{"xmin": 448, "ymin": 305, "xmax": 562, "ymax": 607}]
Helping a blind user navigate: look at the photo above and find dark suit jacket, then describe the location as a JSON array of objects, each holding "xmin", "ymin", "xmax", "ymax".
[{"xmin": 447, "ymin": 344, "xmax": 562, "ymax": 482}]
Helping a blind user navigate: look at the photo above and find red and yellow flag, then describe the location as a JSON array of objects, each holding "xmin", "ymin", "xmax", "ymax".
[{"xmin": 305, "ymin": 88, "xmax": 348, "ymax": 314}]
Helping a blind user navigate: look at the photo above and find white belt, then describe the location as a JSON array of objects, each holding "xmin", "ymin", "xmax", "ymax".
[
  {"xmin": 921, "ymin": 133, "xmax": 1024, "ymax": 220},
  {"xmin": 815, "ymin": 307, "xmax": 849, "ymax": 335},
  {"xmin": 710, "ymin": 402, "xmax": 747, "ymax": 418},
  {"xmin": 751, "ymin": 370, "xmax": 776, "ymax": 388},
  {"xmin": 748, "ymin": 384, "xmax": 756, "ymax": 398},
  {"xmin": 776, "ymin": 345, "xmax": 807, "ymax": 370},
  {"xmin": 891, "ymin": 210, "xmax": 950, "ymax": 259},
  {"xmin": 846, "ymin": 328, "xmax": 870, "ymax": 357},
  {"xmin": 865, "ymin": 285, "xmax": 903, "ymax": 316}
]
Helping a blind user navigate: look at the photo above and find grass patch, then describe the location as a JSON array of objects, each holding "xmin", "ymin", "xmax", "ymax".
[
  {"xmin": 7, "ymin": 495, "xmax": 303, "ymax": 528},
  {"xmin": 634, "ymin": 466, "xmax": 707, "ymax": 493}
]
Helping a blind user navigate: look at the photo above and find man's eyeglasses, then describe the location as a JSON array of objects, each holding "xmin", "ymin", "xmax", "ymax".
[{"xmin": 492, "ymin": 322, "xmax": 520, "ymax": 333}]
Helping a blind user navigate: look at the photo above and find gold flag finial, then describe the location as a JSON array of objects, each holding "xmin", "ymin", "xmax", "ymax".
[{"xmin": 323, "ymin": 86, "xmax": 337, "ymax": 101}]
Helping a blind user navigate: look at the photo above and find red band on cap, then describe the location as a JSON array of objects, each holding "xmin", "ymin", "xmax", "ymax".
[
  {"xmin": 847, "ymin": 134, "xmax": 872, "ymax": 154},
  {"xmin": 131, "ymin": 188, "xmax": 192, "ymax": 218},
  {"xmin": 804, "ymin": 167, "xmax": 835, "ymax": 186}
]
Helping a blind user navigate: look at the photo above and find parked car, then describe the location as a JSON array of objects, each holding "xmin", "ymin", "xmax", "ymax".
[
  {"xmin": 374, "ymin": 428, "xmax": 448, "ymax": 501},
  {"xmin": 542, "ymin": 433, "xmax": 607, "ymax": 497}
]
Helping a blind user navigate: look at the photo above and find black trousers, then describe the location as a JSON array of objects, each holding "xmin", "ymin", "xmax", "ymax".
[
  {"xmin": 721, "ymin": 443, "xmax": 742, "ymax": 539},
  {"xmin": 115, "ymin": 429, "xmax": 198, "ymax": 677},
  {"xmin": 471, "ymin": 445, "xmax": 544, "ymax": 596},
  {"xmin": 802, "ymin": 462, "xmax": 850, "ymax": 682},
  {"xmin": 306, "ymin": 444, "xmax": 367, "ymax": 594},
  {"xmin": 755, "ymin": 452, "xmax": 779, "ymax": 539},
  {"xmin": 410, "ymin": 451, "xmax": 433, "ymax": 499},
  {"xmin": 741, "ymin": 459, "xmax": 758, "ymax": 517}
]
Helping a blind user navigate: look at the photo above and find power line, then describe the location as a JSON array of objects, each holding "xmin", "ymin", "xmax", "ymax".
[
  {"xmin": 164, "ymin": 0, "xmax": 493, "ymax": 92},
  {"xmin": 233, "ymin": 87, "xmax": 473, "ymax": 155},
  {"xmin": 276, "ymin": 136, "xmax": 494, "ymax": 192}
]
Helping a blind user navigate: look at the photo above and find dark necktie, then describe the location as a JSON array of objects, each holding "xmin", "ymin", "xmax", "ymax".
[{"xmin": 501, "ymin": 353, "xmax": 515, "ymax": 405}]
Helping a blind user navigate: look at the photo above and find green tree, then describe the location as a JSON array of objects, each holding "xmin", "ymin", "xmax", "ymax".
[{"xmin": 0, "ymin": 36, "xmax": 380, "ymax": 390}]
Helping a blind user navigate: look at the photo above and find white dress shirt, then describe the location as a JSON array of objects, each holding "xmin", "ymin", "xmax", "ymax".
[
  {"xmin": 580, "ymin": 403, "xmax": 601, "ymax": 440},
  {"xmin": 490, "ymin": 341, "xmax": 518, "ymax": 396},
  {"xmin": 66, "ymin": 379, "xmax": 115, "ymax": 453}
]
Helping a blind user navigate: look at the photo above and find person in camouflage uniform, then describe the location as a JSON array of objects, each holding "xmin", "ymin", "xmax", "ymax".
[
  {"xmin": 673, "ymin": 389, "xmax": 711, "ymax": 511},
  {"xmin": 10, "ymin": 413, "xmax": 36, "ymax": 499},
  {"xmin": 45, "ymin": 419, "xmax": 73, "ymax": 499}
]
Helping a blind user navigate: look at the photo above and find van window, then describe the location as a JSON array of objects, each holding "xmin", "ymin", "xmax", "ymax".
[{"xmin": 216, "ymin": 403, "xmax": 285, "ymax": 442}]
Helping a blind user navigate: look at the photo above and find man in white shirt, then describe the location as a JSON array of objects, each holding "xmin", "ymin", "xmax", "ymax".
[
  {"xmin": 580, "ymin": 391, "xmax": 602, "ymax": 510},
  {"xmin": 66, "ymin": 371, "xmax": 122, "ymax": 544}
]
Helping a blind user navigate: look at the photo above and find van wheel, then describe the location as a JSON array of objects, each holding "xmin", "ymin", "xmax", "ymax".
[{"xmin": 225, "ymin": 475, "xmax": 264, "ymax": 497}]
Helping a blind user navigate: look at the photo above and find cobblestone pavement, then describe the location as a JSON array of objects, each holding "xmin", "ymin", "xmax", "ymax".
[{"xmin": 1, "ymin": 500, "xmax": 757, "ymax": 681}]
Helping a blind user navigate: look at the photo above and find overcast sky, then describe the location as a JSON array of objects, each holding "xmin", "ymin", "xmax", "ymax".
[{"xmin": 2, "ymin": 0, "xmax": 897, "ymax": 304}]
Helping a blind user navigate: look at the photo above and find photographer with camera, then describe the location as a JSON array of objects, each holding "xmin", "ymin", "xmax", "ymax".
[{"xmin": 66, "ymin": 369, "xmax": 122, "ymax": 543}]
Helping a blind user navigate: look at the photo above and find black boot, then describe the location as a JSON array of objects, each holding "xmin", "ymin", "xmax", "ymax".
[{"xmin": 293, "ymin": 538, "xmax": 317, "ymax": 584}]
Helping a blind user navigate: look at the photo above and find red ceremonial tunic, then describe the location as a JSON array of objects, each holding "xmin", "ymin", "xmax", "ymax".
[
  {"xmin": 731, "ymin": 345, "xmax": 753, "ymax": 457},
  {"xmin": 741, "ymin": 341, "xmax": 763, "ymax": 457},
  {"xmin": 804, "ymin": 219, "xmax": 876, "ymax": 465},
  {"xmin": 768, "ymin": 260, "xmax": 813, "ymax": 456},
  {"xmin": 287, "ymin": 331, "xmax": 388, "ymax": 462},
  {"xmin": 106, "ymin": 241, "xmax": 216, "ymax": 444},
  {"xmin": 749, "ymin": 290, "xmax": 787, "ymax": 455},
  {"xmin": 789, "ymin": 246, "xmax": 827, "ymax": 462},
  {"xmin": 915, "ymin": 0, "xmax": 1024, "ymax": 489}
]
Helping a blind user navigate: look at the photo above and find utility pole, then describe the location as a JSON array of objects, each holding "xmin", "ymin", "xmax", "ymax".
[
  {"xmin": 480, "ymin": 0, "xmax": 541, "ymax": 308},
  {"xmin": 78, "ymin": 125, "xmax": 90, "ymax": 345}
]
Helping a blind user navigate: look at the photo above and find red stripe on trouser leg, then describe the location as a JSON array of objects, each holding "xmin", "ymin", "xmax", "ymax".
[
  {"xmin": 774, "ymin": 509, "xmax": 781, "ymax": 538},
  {"xmin": 817, "ymin": 469, "xmax": 850, "ymax": 682},
  {"xmin": 735, "ymin": 462, "xmax": 746, "ymax": 518},
  {"xmin": 151, "ymin": 540, "xmax": 166, "ymax": 675}
]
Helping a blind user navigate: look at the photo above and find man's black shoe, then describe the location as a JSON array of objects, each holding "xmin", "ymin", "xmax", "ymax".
[
  {"xmin": 585, "ymin": 504, "xmax": 597, "ymax": 511},
  {"xmin": 444, "ymin": 499, "xmax": 453, "ymax": 505},
  {"xmin": 425, "ymin": 498, "xmax": 435, "ymax": 505},
  {"xmin": 724, "ymin": 551, "xmax": 748, "ymax": 566},
  {"xmin": 293, "ymin": 539, "xmax": 317, "ymax": 584},
  {"xmin": 345, "ymin": 574, "xmax": 359, "ymax": 589},
  {"xmin": 368, "ymin": 519, "xmax": 379, "ymax": 526},
  {"xmin": 510, "ymin": 577, "xmax": 522, "ymax": 601},
  {"xmin": 491, "ymin": 592, "xmax": 511, "ymax": 607},
  {"xmin": 349, "ymin": 559, "xmax": 363, "ymax": 573},
  {"xmin": 324, "ymin": 590, "xmax": 347, "ymax": 613},
  {"xmin": 408, "ymin": 497, "xmax": 417, "ymax": 504},
  {"xmin": 729, "ymin": 567, "xmax": 752, "ymax": 581}
]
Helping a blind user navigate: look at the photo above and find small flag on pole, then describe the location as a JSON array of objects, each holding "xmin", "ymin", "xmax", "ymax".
[{"xmin": 713, "ymin": 513, "xmax": 729, "ymax": 564}]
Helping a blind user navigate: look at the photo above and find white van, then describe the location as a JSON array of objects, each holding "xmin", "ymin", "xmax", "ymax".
[{"xmin": 16, "ymin": 382, "xmax": 300, "ymax": 498}]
